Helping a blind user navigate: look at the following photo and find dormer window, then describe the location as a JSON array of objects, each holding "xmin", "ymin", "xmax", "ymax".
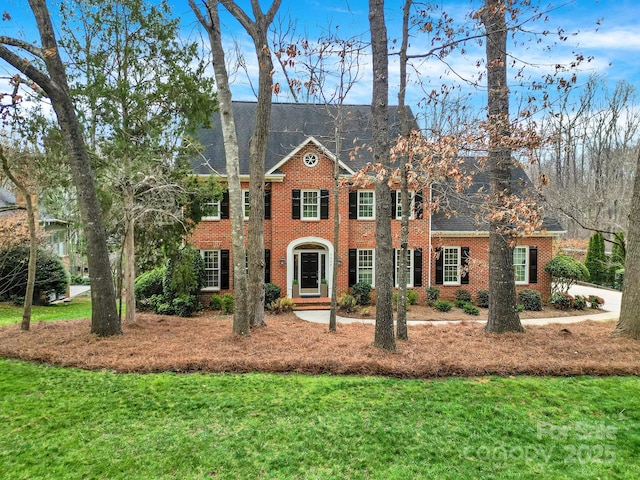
[{"xmin": 303, "ymin": 152, "xmax": 319, "ymax": 167}]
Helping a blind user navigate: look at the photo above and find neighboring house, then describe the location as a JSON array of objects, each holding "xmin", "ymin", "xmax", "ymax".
[{"xmin": 190, "ymin": 102, "xmax": 563, "ymax": 303}]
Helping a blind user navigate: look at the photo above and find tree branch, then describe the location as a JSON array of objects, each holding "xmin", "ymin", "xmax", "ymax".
[
  {"xmin": 0, "ymin": 36, "xmax": 47, "ymax": 60},
  {"xmin": 0, "ymin": 44, "xmax": 60, "ymax": 98}
]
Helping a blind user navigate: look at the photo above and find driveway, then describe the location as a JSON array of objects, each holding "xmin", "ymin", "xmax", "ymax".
[{"xmin": 294, "ymin": 284, "xmax": 622, "ymax": 327}]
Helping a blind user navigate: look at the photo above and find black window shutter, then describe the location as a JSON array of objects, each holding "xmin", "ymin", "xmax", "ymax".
[
  {"xmin": 349, "ymin": 249, "xmax": 357, "ymax": 287},
  {"xmin": 414, "ymin": 248, "xmax": 423, "ymax": 287},
  {"xmin": 264, "ymin": 188, "xmax": 271, "ymax": 220},
  {"xmin": 292, "ymin": 189, "xmax": 301, "ymax": 219},
  {"xmin": 435, "ymin": 248, "xmax": 444, "ymax": 285},
  {"xmin": 220, "ymin": 190, "xmax": 229, "ymax": 219},
  {"xmin": 393, "ymin": 248, "xmax": 397, "ymax": 285},
  {"xmin": 320, "ymin": 189, "xmax": 329, "ymax": 219},
  {"xmin": 264, "ymin": 249, "xmax": 271, "ymax": 284},
  {"xmin": 529, "ymin": 246, "xmax": 538, "ymax": 284},
  {"xmin": 349, "ymin": 191, "xmax": 357, "ymax": 219},
  {"xmin": 461, "ymin": 246, "xmax": 470, "ymax": 285},
  {"xmin": 390, "ymin": 191, "xmax": 397, "ymax": 218},
  {"xmin": 415, "ymin": 191, "xmax": 424, "ymax": 219},
  {"xmin": 221, "ymin": 250, "xmax": 230, "ymax": 290}
]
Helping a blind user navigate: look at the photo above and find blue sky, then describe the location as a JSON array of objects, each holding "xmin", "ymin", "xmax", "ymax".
[{"xmin": 2, "ymin": 0, "xmax": 639, "ymax": 116}]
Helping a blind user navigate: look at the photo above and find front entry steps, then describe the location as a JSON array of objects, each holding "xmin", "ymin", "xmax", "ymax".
[{"xmin": 292, "ymin": 296, "xmax": 332, "ymax": 311}]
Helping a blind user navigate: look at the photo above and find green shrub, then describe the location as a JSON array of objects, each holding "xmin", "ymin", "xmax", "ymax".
[
  {"xmin": 425, "ymin": 286, "xmax": 440, "ymax": 306},
  {"xmin": 163, "ymin": 245, "xmax": 205, "ymax": 301},
  {"xmin": 476, "ymin": 290, "xmax": 489, "ymax": 308},
  {"xmin": 134, "ymin": 267, "xmax": 166, "ymax": 303},
  {"xmin": 454, "ymin": 288, "xmax": 472, "ymax": 303},
  {"xmin": 351, "ymin": 282, "xmax": 372, "ymax": 306},
  {"xmin": 435, "ymin": 300, "xmax": 453, "ymax": 312},
  {"xmin": 209, "ymin": 294, "xmax": 223, "ymax": 311},
  {"xmin": 517, "ymin": 304, "xmax": 525, "ymax": 312},
  {"xmin": 550, "ymin": 292, "xmax": 573, "ymax": 310},
  {"xmin": 614, "ymin": 268, "xmax": 625, "ymax": 291},
  {"xmin": 406, "ymin": 289, "xmax": 419, "ymax": 305},
  {"xmin": 608, "ymin": 232, "xmax": 625, "ymax": 286},
  {"xmin": 588, "ymin": 295, "xmax": 605, "ymax": 309},
  {"xmin": 267, "ymin": 297, "xmax": 295, "ymax": 314},
  {"xmin": 338, "ymin": 293, "xmax": 357, "ymax": 313},
  {"xmin": 148, "ymin": 294, "xmax": 165, "ymax": 312},
  {"xmin": 544, "ymin": 255, "xmax": 589, "ymax": 294},
  {"xmin": 221, "ymin": 293, "xmax": 234, "ymax": 314},
  {"xmin": 155, "ymin": 302, "xmax": 175, "ymax": 315},
  {"xmin": 518, "ymin": 289, "xmax": 542, "ymax": 311},
  {"xmin": 462, "ymin": 302, "xmax": 480, "ymax": 316},
  {"xmin": 0, "ymin": 246, "xmax": 68, "ymax": 304},
  {"xmin": 454, "ymin": 299, "xmax": 467, "ymax": 309},
  {"xmin": 172, "ymin": 294, "xmax": 199, "ymax": 317},
  {"xmin": 70, "ymin": 274, "xmax": 84, "ymax": 285},
  {"xmin": 264, "ymin": 283, "xmax": 282, "ymax": 306},
  {"xmin": 573, "ymin": 295, "xmax": 587, "ymax": 310}
]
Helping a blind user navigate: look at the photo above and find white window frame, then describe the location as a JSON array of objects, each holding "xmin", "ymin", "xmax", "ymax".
[
  {"xmin": 513, "ymin": 246, "xmax": 529, "ymax": 284},
  {"xmin": 443, "ymin": 246, "xmax": 461, "ymax": 285},
  {"xmin": 201, "ymin": 250, "xmax": 221, "ymax": 291},
  {"xmin": 357, "ymin": 190, "xmax": 375, "ymax": 220},
  {"xmin": 242, "ymin": 189, "xmax": 250, "ymax": 220},
  {"xmin": 395, "ymin": 248, "xmax": 414, "ymax": 287},
  {"xmin": 202, "ymin": 200, "xmax": 221, "ymax": 221},
  {"xmin": 302, "ymin": 189, "xmax": 320, "ymax": 221},
  {"xmin": 395, "ymin": 190, "xmax": 415, "ymax": 220},
  {"xmin": 357, "ymin": 248, "xmax": 375, "ymax": 287}
]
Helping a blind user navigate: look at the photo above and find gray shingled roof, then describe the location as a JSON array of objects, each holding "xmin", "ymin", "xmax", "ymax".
[
  {"xmin": 192, "ymin": 101, "xmax": 413, "ymax": 175},
  {"xmin": 430, "ymin": 158, "xmax": 564, "ymax": 233},
  {"xmin": 0, "ymin": 187, "xmax": 16, "ymax": 208}
]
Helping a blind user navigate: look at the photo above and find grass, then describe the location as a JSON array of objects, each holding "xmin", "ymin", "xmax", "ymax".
[
  {"xmin": 0, "ymin": 297, "xmax": 94, "ymax": 326},
  {"xmin": 0, "ymin": 359, "xmax": 638, "ymax": 479}
]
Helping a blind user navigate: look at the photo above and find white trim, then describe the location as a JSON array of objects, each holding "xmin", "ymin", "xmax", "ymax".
[
  {"xmin": 357, "ymin": 248, "xmax": 375, "ymax": 287},
  {"xmin": 242, "ymin": 189, "xmax": 250, "ymax": 220},
  {"xmin": 301, "ymin": 189, "xmax": 320, "ymax": 221},
  {"xmin": 443, "ymin": 246, "xmax": 461, "ymax": 285},
  {"xmin": 357, "ymin": 190, "xmax": 375, "ymax": 220},
  {"xmin": 513, "ymin": 245, "xmax": 529, "ymax": 285},
  {"xmin": 432, "ymin": 230, "xmax": 564, "ymax": 237},
  {"xmin": 266, "ymin": 136, "xmax": 356, "ymax": 175},
  {"xmin": 200, "ymin": 249, "xmax": 221, "ymax": 291},
  {"xmin": 286, "ymin": 237, "xmax": 335, "ymax": 298},
  {"xmin": 202, "ymin": 199, "xmax": 221, "ymax": 221},
  {"xmin": 394, "ymin": 190, "xmax": 415, "ymax": 220},
  {"xmin": 194, "ymin": 173, "xmax": 285, "ymax": 183},
  {"xmin": 395, "ymin": 248, "xmax": 414, "ymax": 287}
]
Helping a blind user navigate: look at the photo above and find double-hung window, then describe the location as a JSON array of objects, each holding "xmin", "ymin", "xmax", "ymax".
[
  {"xmin": 242, "ymin": 189, "xmax": 250, "ymax": 219},
  {"xmin": 203, "ymin": 200, "xmax": 220, "ymax": 220},
  {"xmin": 201, "ymin": 250, "xmax": 221, "ymax": 290},
  {"xmin": 302, "ymin": 190, "xmax": 320, "ymax": 220},
  {"xmin": 443, "ymin": 247, "xmax": 460, "ymax": 285},
  {"xmin": 357, "ymin": 249, "xmax": 374, "ymax": 286},
  {"xmin": 513, "ymin": 246, "xmax": 528, "ymax": 284},
  {"xmin": 395, "ymin": 249, "xmax": 413, "ymax": 287},
  {"xmin": 358, "ymin": 191, "xmax": 375, "ymax": 219},
  {"xmin": 395, "ymin": 190, "xmax": 415, "ymax": 220}
]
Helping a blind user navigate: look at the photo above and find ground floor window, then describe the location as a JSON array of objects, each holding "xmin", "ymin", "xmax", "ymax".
[
  {"xmin": 395, "ymin": 248, "xmax": 413, "ymax": 287},
  {"xmin": 358, "ymin": 249, "xmax": 374, "ymax": 286},
  {"xmin": 201, "ymin": 250, "xmax": 220, "ymax": 290},
  {"xmin": 513, "ymin": 246, "xmax": 528, "ymax": 284},
  {"xmin": 443, "ymin": 247, "xmax": 460, "ymax": 285}
]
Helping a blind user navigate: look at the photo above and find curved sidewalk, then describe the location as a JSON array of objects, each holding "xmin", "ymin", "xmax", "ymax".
[{"xmin": 294, "ymin": 285, "xmax": 622, "ymax": 327}]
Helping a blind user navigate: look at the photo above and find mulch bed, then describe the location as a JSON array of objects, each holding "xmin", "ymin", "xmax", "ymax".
[{"xmin": 1, "ymin": 312, "xmax": 638, "ymax": 377}]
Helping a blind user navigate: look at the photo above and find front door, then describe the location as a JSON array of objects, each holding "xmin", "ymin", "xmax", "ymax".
[{"xmin": 300, "ymin": 252, "xmax": 319, "ymax": 292}]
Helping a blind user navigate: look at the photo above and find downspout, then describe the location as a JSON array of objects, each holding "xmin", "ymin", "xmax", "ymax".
[{"xmin": 428, "ymin": 185, "xmax": 432, "ymax": 287}]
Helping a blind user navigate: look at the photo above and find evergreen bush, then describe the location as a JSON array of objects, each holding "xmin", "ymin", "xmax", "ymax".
[
  {"xmin": 264, "ymin": 283, "xmax": 282, "ymax": 306},
  {"xmin": 584, "ymin": 232, "xmax": 606, "ymax": 285},
  {"xmin": 209, "ymin": 294, "xmax": 223, "ymax": 311},
  {"xmin": 134, "ymin": 266, "xmax": 165, "ymax": 303},
  {"xmin": 351, "ymin": 282, "xmax": 372, "ymax": 306},
  {"xmin": 221, "ymin": 293, "xmax": 234, "ymax": 314},
  {"xmin": 338, "ymin": 293, "xmax": 357, "ymax": 313},
  {"xmin": 435, "ymin": 300, "xmax": 453, "ymax": 312},
  {"xmin": 476, "ymin": 290, "xmax": 489, "ymax": 308},
  {"xmin": 425, "ymin": 286, "xmax": 440, "ymax": 306},
  {"xmin": 544, "ymin": 255, "xmax": 589, "ymax": 294},
  {"xmin": 573, "ymin": 295, "xmax": 587, "ymax": 310},
  {"xmin": 518, "ymin": 289, "xmax": 542, "ymax": 311},
  {"xmin": 454, "ymin": 288, "xmax": 472, "ymax": 303},
  {"xmin": 550, "ymin": 292, "xmax": 573, "ymax": 310}
]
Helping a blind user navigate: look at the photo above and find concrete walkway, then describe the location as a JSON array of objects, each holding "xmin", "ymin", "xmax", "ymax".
[
  {"xmin": 69, "ymin": 285, "xmax": 91, "ymax": 298},
  {"xmin": 293, "ymin": 285, "xmax": 622, "ymax": 327}
]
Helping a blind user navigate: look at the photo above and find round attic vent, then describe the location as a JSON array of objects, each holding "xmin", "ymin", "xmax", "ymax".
[{"xmin": 303, "ymin": 152, "xmax": 319, "ymax": 167}]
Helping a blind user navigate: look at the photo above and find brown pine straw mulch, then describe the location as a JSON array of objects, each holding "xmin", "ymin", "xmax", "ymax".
[{"xmin": 1, "ymin": 312, "xmax": 639, "ymax": 377}]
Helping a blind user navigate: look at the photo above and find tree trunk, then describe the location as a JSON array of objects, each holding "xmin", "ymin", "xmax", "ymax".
[
  {"xmin": 370, "ymin": 0, "xmax": 396, "ymax": 351},
  {"xmin": 190, "ymin": 0, "xmax": 250, "ymax": 335},
  {"xmin": 218, "ymin": 0, "xmax": 282, "ymax": 328},
  {"xmin": 482, "ymin": 0, "xmax": 523, "ymax": 334},
  {"xmin": 395, "ymin": 0, "xmax": 412, "ymax": 342},
  {"xmin": 123, "ymin": 188, "xmax": 136, "ymax": 325},
  {"xmin": 612, "ymin": 149, "xmax": 640, "ymax": 339},
  {"xmin": 7, "ymin": 0, "xmax": 121, "ymax": 336},
  {"xmin": 329, "ymin": 107, "xmax": 343, "ymax": 333}
]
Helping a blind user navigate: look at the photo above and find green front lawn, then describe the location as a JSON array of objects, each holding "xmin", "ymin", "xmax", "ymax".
[
  {"xmin": 0, "ymin": 297, "xmax": 94, "ymax": 326},
  {"xmin": 0, "ymin": 359, "xmax": 637, "ymax": 479}
]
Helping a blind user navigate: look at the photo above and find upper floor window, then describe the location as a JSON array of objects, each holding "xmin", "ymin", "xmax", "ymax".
[
  {"xmin": 302, "ymin": 190, "xmax": 320, "ymax": 220},
  {"xmin": 395, "ymin": 190, "xmax": 415, "ymax": 220},
  {"xmin": 243, "ymin": 189, "xmax": 250, "ymax": 219},
  {"xmin": 303, "ymin": 152, "xmax": 319, "ymax": 167},
  {"xmin": 358, "ymin": 191, "xmax": 375, "ymax": 219},
  {"xmin": 203, "ymin": 200, "xmax": 221, "ymax": 220}
]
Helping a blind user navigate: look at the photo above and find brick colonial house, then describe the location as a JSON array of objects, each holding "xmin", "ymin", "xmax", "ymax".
[{"xmin": 190, "ymin": 102, "xmax": 563, "ymax": 302}]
